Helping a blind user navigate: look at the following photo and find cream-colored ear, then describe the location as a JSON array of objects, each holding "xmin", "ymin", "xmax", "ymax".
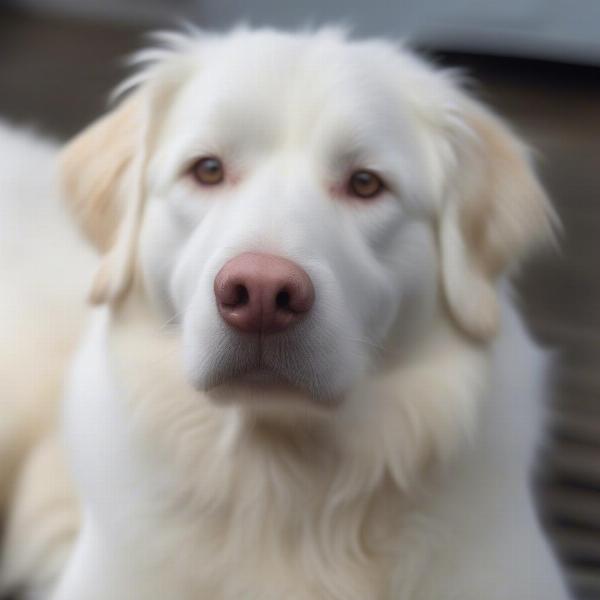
[
  {"xmin": 440, "ymin": 102, "xmax": 556, "ymax": 340},
  {"xmin": 60, "ymin": 94, "xmax": 142, "ymax": 252},
  {"xmin": 59, "ymin": 92, "xmax": 149, "ymax": 304}
]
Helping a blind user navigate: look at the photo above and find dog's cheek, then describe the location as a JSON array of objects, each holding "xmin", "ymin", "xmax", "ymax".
[
  {"xmin": 305, "ymin": 266, "xmax": 371, "ymax": 392},
  {"xmin": 180, "ymin": 295, "xmax": 219, "ymax": 390},
  {"xmin": 368, "ymin": 223, "xmax": 440, "ymax": 351},
  {"xmin": 332, "ymin": 247, "xmax": 397, "ymax": 352},
  {"xmin": 139, "ymin": 205, "xmax": 186, "ymax": 318},
  {"xmin": 165, "ymin": 227, "xmax": 216, "ymax": 324},
  {"xmin": 181, "ymin": 308, "xmax": 202, "ymax": 388}
]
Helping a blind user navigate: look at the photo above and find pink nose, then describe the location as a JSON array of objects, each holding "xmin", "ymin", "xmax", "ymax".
[{"xmin": 214, "ymin": 253, "xmax": 315, "ymax": 334}]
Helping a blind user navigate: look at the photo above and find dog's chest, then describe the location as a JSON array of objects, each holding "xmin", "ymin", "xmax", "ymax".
[
  {"xmin": 64, "ymin": 325, "xmax": 402, "ymax": 600},
  {"xmin": 114, "ymin": 424, "xmax": 400, "ymax": 600},
  {"xmin": 86, "ymin": 436, "xmax": 398, "ymax": 600}
]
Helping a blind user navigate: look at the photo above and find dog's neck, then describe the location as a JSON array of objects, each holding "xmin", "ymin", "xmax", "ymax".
[{"xmin": 98, "ymin": 288, "xmax": 490, "ymax": 596}]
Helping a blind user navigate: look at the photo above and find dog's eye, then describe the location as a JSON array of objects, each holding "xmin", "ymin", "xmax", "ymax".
[
  {"xmin": 190, "ymin": 157, "xmax": 224, "ymax": 186},
  {"xmin": 348, "ymin": 170, "xmax": 384, "ymax": 199}
]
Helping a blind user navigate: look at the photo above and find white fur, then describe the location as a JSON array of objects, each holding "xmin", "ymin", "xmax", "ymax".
[{"xmin": 0, "ymin": 28, "xmax": 570, "ymax": 600}]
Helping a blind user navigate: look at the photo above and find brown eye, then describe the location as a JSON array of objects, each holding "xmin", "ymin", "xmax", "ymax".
[
  {"xmin": 348, "ymin": 170, "xmax": 384, "ymax": 199},
  {"xmin": 190, "ymin": 157, "xmax": 224, "ymax": 186}
]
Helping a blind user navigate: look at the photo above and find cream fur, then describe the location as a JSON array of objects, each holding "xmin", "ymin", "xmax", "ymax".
[{"xmin": 0, "ymin": 28, "xmax": 570, "ymax": 600}]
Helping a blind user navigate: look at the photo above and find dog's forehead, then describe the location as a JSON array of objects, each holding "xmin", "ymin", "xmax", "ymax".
[
  {"xmin": 195, "ymin": 30, "xmax": 392, "ymax": 90},
  {"xmin": 165, "ymin": 32, "xmax": 418, "ymax": 142}
]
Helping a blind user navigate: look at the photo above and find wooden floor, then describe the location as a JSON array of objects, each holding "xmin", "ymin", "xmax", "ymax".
[{"xmin": 1, "ymin": 9, "xmax": 599, "ymax": 600}]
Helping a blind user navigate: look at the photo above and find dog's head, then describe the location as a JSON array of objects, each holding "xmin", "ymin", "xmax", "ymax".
[{"xmin": 60, "ymin": 28, "xmax": 554, "ymax": 408}]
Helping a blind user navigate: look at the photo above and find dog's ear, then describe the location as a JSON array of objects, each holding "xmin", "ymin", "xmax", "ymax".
[
  {"xmin": 59, "ymin": 92, "xmax": 149, "ymax": 304},
  {"xmin": 59, "ymin": 56, "xmax": 184, "ymax": 305},
  {"xmin": 60, "ymin": 94, "xmax": 143, "ymax": 253},
  {"xmin": 439, "ymin": 102, "xmax": 556, "ymax": 340}
]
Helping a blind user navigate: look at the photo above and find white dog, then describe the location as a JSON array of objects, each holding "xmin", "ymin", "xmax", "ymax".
[{"xmin": 0, "ymin": 27, "xmax": 571, "ymax": 600}]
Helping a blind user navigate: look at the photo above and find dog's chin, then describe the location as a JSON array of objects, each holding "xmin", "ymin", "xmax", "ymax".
[{"xmin": 199, "ymin": 369, "xmax": 343, "ymax": 417}]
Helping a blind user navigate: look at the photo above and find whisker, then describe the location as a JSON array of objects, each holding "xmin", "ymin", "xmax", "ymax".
[
  {"xmin": 160, "ymin": 311, "xmax": 183, "ymax": 331},
  {"xmin": 339, "ymin": 335, "xmax": 385, "ymax": 353}
]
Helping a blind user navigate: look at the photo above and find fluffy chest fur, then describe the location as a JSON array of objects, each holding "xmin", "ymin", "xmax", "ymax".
[{"xmin": 62, "ymin": 296, "xmax": 488, "ymax": 600}]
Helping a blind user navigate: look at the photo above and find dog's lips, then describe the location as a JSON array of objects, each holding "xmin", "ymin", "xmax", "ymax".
[
  {"xmin": 235, "ymin": 367, "xmax": 288, "ymax": 386},
  {"xmin": 205, "ymin": 366, "xmax": 304, "ymax": 397},
  {"xmin": 200, "ymin": 362, "xmax": 343, "ymax": 409},
  {"xmin": 188, "ymin": 323, "xmax": 346, "ymax": 406}
]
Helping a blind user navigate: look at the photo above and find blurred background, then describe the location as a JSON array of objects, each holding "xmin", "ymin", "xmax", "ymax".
[{"xmin": 1, "ymin": 1, "xmax": 599, "ymax": 598}]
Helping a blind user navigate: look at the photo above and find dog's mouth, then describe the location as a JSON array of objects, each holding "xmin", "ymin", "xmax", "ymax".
[
  {"xmin": 205, "ymin": 362, "xmax": 321, "ymax": 400},
  {"xmin": 204, "ymin": 367, "xmax": 343, "ymax": 415},
  {"xmin": 211, "ymin": 364, "xmax": 293, "ymax": 392},
  {"xmin": 192, "ymin": 334, "xmax": 343, "ymax": 408},
  {"xmin": 234, "ymin": 367, "xmax": 291, "ymax": 387},
  {"xmin": 185, "ymin": 303, "xmax": 357, "ymax": 406}
]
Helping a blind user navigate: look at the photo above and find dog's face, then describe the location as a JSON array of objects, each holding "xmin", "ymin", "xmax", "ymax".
[
  {"xmin": 60, "ymin": 29, "xmax": 554, "ymax": 407},
  {"xmin": 139, "ymin": 32, "xmax": 441, "ymax": 403}
]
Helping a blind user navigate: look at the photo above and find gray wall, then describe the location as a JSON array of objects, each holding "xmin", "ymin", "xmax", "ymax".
[{"xmin": 13, "ymin": 0, "xmax": 600, "ymax": 64}]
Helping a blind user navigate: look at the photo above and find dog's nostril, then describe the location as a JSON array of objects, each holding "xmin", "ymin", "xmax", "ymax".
[
  {"xmin": 222, "ymin": 284, "xmax": 250, "ymax": 307},
  {"xmin": 275, "ymin": 290, "xmax": 290, "ymax": 310},
  {"xmin": 235, "ymin": 284, "xmax": 249, "ymax": 306}
]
